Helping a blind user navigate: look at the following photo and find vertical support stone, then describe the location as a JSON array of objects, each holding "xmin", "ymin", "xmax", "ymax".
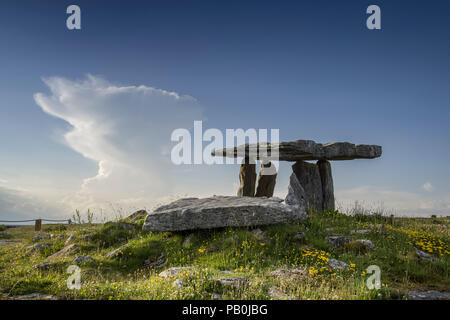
[
  {"xmin": 291, "ymin": 161, "xmax": 323, "ymax": 211},
  {"xmin": 255, "ymin": 161, "xmax": 277, "ymax": 197},
  {"xmin": 285, "ymin": 172, "xmax": 306, "ymax": 207},
  {"xmin": 237, "ymin": 158, "xmax": 256, "ymax": 197},
  {"xmin": 317, "ymin": 160, "xmax": 335, "ymax": 210}
]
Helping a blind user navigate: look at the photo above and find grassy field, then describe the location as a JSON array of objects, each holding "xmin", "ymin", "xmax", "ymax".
[{"xmin": 0, "ymin": 210, "xmax": 449, "ymax": 300}]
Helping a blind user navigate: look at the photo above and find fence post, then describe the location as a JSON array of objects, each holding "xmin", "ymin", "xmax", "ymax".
[{"xmin": 35, "ymin": 219, "xmax": 42, "ymax": 231}]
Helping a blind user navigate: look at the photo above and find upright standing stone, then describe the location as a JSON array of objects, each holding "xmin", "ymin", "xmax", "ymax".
[
  {"xmin": 237, "ymin": 159, "xmax": 256, "ymax": 197},
  {"xmin": 317, "ymin": 160, "xmax": 335, "ymax": 210},
  {"xmin": 292, "ymin": 161, "xmax": 323, "ymax": 211},
  {"xmin": 255, "ymin": 161, "xmax": 277, "ymax": 197},
  {"xmin": 285, "ymin": 172, "xmax": 306, "ymax": 207}
]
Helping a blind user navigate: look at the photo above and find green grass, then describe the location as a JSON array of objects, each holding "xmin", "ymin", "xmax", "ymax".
[{"xmin": 0, "ymin": 212, "xmax": 448, "ymax": 300}]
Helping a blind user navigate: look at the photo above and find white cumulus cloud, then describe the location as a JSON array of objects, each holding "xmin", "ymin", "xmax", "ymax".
[{"xmin": 33, "ymin": 75, "xmax": 204, "ymax": 214}]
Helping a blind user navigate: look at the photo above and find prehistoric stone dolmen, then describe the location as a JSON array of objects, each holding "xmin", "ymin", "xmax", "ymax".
[{"xmin": 212, "ymin": 140, "xmax": 382, "ymax": 211}]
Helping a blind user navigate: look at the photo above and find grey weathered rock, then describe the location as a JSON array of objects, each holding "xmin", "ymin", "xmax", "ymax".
[
  {"xmin": 317, "ymin": 160, "xmax": 334, "ymax": 210},
  {"xmin": 33, "ymin": 233, "xmax": 52, "ymax": 242},
  {"xmin": 158, "ymin": 267, "xmax": 196, "ymax": 278},
  {"xmin": 33, "ymin": 262, "xmax": 52, "ymax": 270},
  {"xmin": 144, "ymin": 252, "xmax": 166, "ymax": 268},
  {"xmin": 65, "ymin": 234, "xmax": 75, "ymax": 245},
  {"xmin": 407, "ymin": 290, "xmax": 450, "ymax": 300},
  {"xmin": 355, "ymin": 239, "xmax": 376, "ymax": 250},
  {"xmin": 47, "ymin": 244, "xmax": 78, "ymax": 259},
  {"xmin": 350, "ymin": 229, "xmax": 371, "ymax": 235},
  {"xmin": 211, "ymin": 140, "xmax": 382, "ymax": 162},
  {"xmin": 237, "ymin": 161, "xmax": 256, "ymax": 197},
  {"xmin": 268, "ymin": 286, "xmax": 295, "ymax": 300},
  {"xmin": 292, "ymin": 161, "xmax": 323, "ymax": 210},
  {"xmin": 143, "ymin": 196, "xmax": 307, "ymax": 232},
  {"xmin": 73, "ymin": 255, "xmax": 94, "ymax": 264},
  {"xmin": 285, "ymin": 172, "xmax": 306, "ymax": 207},
  {"xmin": 172, "ymin": 278, "xmax": 185, "ymax": 289},
  {"xmin": 82, "ymin": 270, "xmax": 97, "ymax": 276},
  {"xmin": 105, "ymin": 244, "xmax": 127, "ymax": 259},
  {"xmin": 216, "ymin": 277, "xmax": 248, "ymax": 289},
  {"xmin": 416, "ymin": 248, "xmax": 437, "ymax": 262},
  {"xmin": 211, "ymin": 294, "xmax": 223, "ymax": 300},
  {"xmin": 326, "ymin": 236, "xmax": 350, "ymax": 248},
  {"xmin": 28, "ymin": 242, "xmax": 51, "ymax": 252},
  {"xmin": 327, "ymin": 258, "xmax": 349, "ymax": 271},
  {"xmin": 293, "ymin": 232, "xmax": 306, "ymax": 241},
  {"xmin": 255, "ymin": 161, "xmax": 277, "ymax": 197},
  {"xmin": 0, "ymin": 239, "xmax": 22, "ymax": 245},
  {"xmin": 3, "ymin": 293, "xmax": 57, "ymax": 300},
  {"xmin": 269, "ymin": 268, "xmax": 307, "ymax": 280},
  {"xmin": 127, "ymin": 209, "xmax": 148, "ymax": 222},
  {"xmin": 119, "ymin": 222, "xmax": 135, "ymax": 231},
  {"xmin": 252, "ymin": 228, "xmax": 267, "ymax": 244}
]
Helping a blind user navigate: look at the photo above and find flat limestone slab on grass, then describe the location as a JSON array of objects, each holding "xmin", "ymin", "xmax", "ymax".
[
  {"xmin": 47, "ymin": 243, "xmax": 78, "ymax": 259},
  {"xmin": 143, "ymin": 196, "xmax": 307, "ymax": 232}
]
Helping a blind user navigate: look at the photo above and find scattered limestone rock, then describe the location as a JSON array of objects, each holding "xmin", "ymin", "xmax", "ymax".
[
  {"xmin": 47, "ymin": 244, "xmax": 78, "ymax": 259},
  {"xmin": 33, "ymin": 233, "xmax": 52, "ymax": 242},
  {"xmin": 105, "ymin": 244, "xmax": 127, "ymax": 259},
  {"xmin": 327, "ymin": 258, "xmax": 349, "ymax": 271},
  {"xmin": 268, "ymin": 286, "xmax": 295, "ymax": 300},
  {"xmin": 350, "ymin": 229, "xmax": 371, "ymax": 235},
  {"xmin": 82, "ymin": 270, "xmax": 97, "ymax": 276},
  {"xmin": 65, "ymin": 234, "xmax": 75, "ymax": 245},
  {"xmin": 216, "ymin": 277, "xmax": 248, "ymax": 289},
  {"xmin": 325, "ymin": 227, "xmax": 335, "ymax": 232},
  {"xmin": 326, "ymin": 236, "xmax": 350, "ymax": 248},
  {"xmin": 355, "ymin": 239, "xmax": 376, "ymax": 250},
  {"xmin": 158, "ymin": 266, "xmax": 196, "ymax": 278},
  {"xmin": 407, "ymin": 290, "xmax": 450, "ymax": 300},
  {"xmin": 0, "ymin": 239, "xmax": 22, "ymax": 245},
  {"xmin": 415, "ymin": 248, "xmax": 437, "ymax": 262},
  {"xmin": 28, "ymin": 242, "xmax": 51, "ymax": 252},
  {"xmin": 3, "ymin": 293, "xmax": 57, "ymax": 300},
  {"xmin": 252, "ymin": 228, "xmax": 268, "ymax": 244},
  {"xmin": 269, "ymin": 268, "xmax": 307, "ymax": 280},
  {"xmin": 119, "ymin": 222, "xmax": 135, "ymax": 231},
  {"xmin": 144, "ymin": 252, "xmax": 166, "ymax": 268},
  {"xmin": 33, "ymin": 262, "xmax": 52, "ymax": 270},
  {"xmin": 172, "ymin": 278, "xmax": 185, "ymax": 289},
  {"xmin": 73, "ymin": 255, "xmax": 94, "ymax": 264},
  {"xmin": 127, "ymin": 209, "xmax": 148, "ymax": 222},
  {"xmin": 293, "ymin": 232, "xmax": 306, "ymax": 241},
  {"xmin": 211, "ymin": 294, "xmax": 223, "ymax": 300}
]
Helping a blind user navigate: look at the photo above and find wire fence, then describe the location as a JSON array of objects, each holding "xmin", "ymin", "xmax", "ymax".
[
  {"xmin": 0, "ymin": 218, "xmax": 71, "ymax": 231},
  {"xmin": 0, "ymin": 219, "xmax": 70, "ymax": 223}
]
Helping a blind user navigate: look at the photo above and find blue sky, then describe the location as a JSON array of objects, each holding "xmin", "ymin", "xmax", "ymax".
[{"xmin": 0, "ymin": 0, "xmax": 449, "ymax": 220}]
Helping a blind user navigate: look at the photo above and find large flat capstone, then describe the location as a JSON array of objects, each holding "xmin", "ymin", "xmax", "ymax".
[
  {"xmin": 142, "ymin": 196, "xmax": 307, "ymax": 232},
  {"xmin": 211, "ymin": 140, "xmax": 382, "ymax": 161}
]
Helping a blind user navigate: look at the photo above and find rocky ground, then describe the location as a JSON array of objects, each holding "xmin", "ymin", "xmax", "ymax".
[{"xmin": 0, "ymin": 211, "xmax": 449, "ymax": 300}]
